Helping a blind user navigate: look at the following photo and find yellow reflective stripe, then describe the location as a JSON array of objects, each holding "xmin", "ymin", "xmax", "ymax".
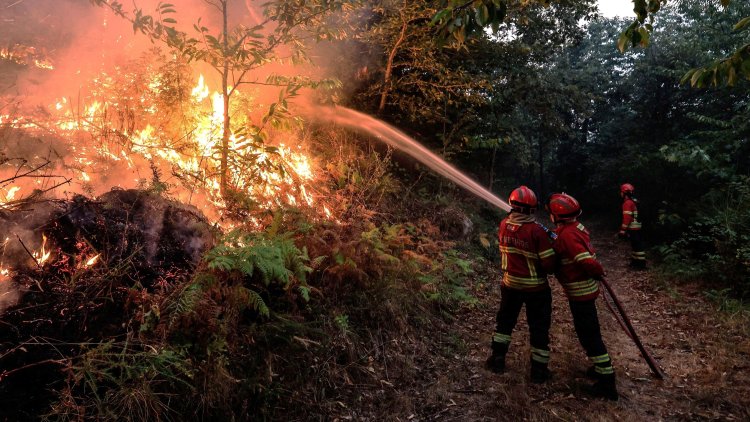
[
  {"xmin": 504, "ymin": 274, "xmax": 547, "ymax": 285},
  {"xmin": 560, "ymin": 258, "xmax": 573, "ymax": 265},
  {"xmin": 499, "ymin": 246, "xmax": 538, "ymax": 259},
  {"xmin": 500, "ymin": 247, "xmax": 508, "ymax": 271},
  {"xmin": 623, "ymin": 211, "xmax": 634, "ymax": 215},
  {"xmin": 628, "ymin": 222, "xmax": 642, "ymax": 229},
  {"xmin": 493, "ymin": 333, "xmax": 511, "ymax": 344},
  {"xmin": 531, "ymin": 351, "xmax": 550, "ymax": 363},
  {"xmin": 538, "ymin": 248, "xmax": 555, "ymax": 259},
  {"xmin": 576, "ymin": 223, "xmax": 585, "ymax": 231},
  {"xmin": 527, "ymin": 257, "xmax": 537, "ymax": 278},
  {"xmin": 590, "ymin": 354, "xmax": 610, "ymax": 363},
  {"xmin": 503, "ymin": 274, "xmax": 547, "ymax": 290},
  {"xmin": 574, "ymin": 252, "xmax": 593, "ymax": 262},
  {"xmin": 531, "ymin": 347, "xmax": 550, "ymax": 363},
  {"xmin": 595, "ymin": 366, "xmax": 614, "ymax": 375},
  {"xmin": 531, "ymin": 347, "xmax": 550, "ymax": 357},
  {"xmin": 563, "ymin": 279, "xmax": 599, "ymax": 297}
]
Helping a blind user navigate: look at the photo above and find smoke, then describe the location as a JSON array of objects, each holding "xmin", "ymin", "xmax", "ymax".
[
  {"xmin": 0, "ymin": 0, "xmax": 360, "ymax": 216},
  {"xmin": 0, "ymin": 280, "xmax": 21, "ymax": 315},
  {"xmin": 2, "ymin": 0, "xmax": 220, "ymax": 101}
]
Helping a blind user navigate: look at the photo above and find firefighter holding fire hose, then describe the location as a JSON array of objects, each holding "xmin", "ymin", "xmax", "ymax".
[
  {"xmin": 546, "ymin": 192, "xmax": 619, "ymax": 400},
  {"xmin": 618, "ymin": 183, "xmax": 646, "ymax": 269},
  {"xmin": 485, "ymin": 186, "xmax": 556, "ymax": 383}
]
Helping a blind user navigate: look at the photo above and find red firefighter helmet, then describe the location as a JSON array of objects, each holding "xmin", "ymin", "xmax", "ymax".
[
  {"xmin": 620, "ymin": 183, "xmax": 635, "ymax": 195},
  {"xmin": 509, "ymin": 186, "xmax": 537, "ymax": 213},
  {"xmin": 547, "ymin": 193, "xmax": 581, "ymax": 221}
]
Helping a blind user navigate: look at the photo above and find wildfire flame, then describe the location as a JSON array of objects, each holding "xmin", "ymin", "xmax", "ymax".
[
  {"xmin": 1, "ymin": 70, "xmax": 328, "ymax": 224},
  {"xmin": 0, "ymin": 44, "xmax": 54, "ymax": 70},
  {"xmin": 33, "ymin": 234, "xmax": 52, "ymax": 266}
]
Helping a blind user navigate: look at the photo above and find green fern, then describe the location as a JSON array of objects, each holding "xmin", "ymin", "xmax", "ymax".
[
  {"xmin": 202, "ymin": 229, "xmax": 313, "ymax": 317},
  {"xmin": 232, "ymin": 285, "xmax": 269, "ymax": 317},
  {"xmin": 168, "ymin": 281, "xmax": 205, "ymax": 328}
]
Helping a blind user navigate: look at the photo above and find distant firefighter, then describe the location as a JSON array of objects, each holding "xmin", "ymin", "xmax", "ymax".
[{"xmin": 618, "ymin": 183, "xmax": 646, "ymax": 269}]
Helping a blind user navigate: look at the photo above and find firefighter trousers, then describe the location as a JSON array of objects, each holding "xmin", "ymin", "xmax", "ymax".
[
  {"xmin": 569, "ymin": 299, "xmax": 614, "ymax": 377},
  {"xmin": 493, "ymin": 286, "xmax": 551, "ymax": 365},
  {"xmin": 628, "ymin": 230, "xmax": 646, "ymax": 267}
]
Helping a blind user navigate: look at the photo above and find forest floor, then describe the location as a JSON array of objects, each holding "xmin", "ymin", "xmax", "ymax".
[{"xmin": 364, "ymin": 221, "xmax": 750, "ymax": 421}]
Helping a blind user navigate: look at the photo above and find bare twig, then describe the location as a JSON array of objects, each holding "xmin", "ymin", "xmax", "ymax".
[
  {"xmin": 0, "ymin": 358, "xmax": 66, "ymax": 382},
  {"xmin": 15, "ymin": 234, "xmax": 41, "ymax": 269}
]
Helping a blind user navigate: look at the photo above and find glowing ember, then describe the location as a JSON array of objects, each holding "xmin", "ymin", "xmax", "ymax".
[
  {"xmin": 2, "ymin": 186, "xmax": 21, "ymax": 204},
  {"xmin": 84, "ymin": 254, "xmax": 100, "ymax": 267}
]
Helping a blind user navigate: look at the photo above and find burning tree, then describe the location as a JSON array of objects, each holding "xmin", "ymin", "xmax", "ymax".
[{"xmin": 92, "ymin": 0, "xmax": 350, "ymax": 200}]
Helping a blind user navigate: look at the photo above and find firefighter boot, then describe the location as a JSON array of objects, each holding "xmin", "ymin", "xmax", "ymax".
[
  {"xmin": 589, "ymin": 374, "xmax": 619, "ymax": 401},
  {"xmin": 484, "ymin": 341, "xmax": 507, "ymax": 373},
  {"xmin": 585, "ymin": 365, "xmax": 598, "ymax": 380},
  {"xmin": 530, "ymin": 360, "xmax": 551, "ymax": 384},
  {"xmin": 630, "ymin": 259, "xmax": 647, "ymax": 270}
]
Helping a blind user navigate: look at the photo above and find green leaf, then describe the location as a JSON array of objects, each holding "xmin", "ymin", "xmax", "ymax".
[
  {"xmin": 680, "ymin": 69, "xmax": 696, "ymax": 85},
  {"xmin": 431, "ymin": 9, "xmax": 452, "ymax": 26},
  {"xmin": 734, "ymin": 17, "xmax": 750, "ymax": 31},
  {"xmin": 637, "ymin": 26, "xmax": 650, "ymax": 47},
  {"xmin": 691, "ymin": 69, "xmax": 705, "ymax": 87},
  {"xmin": 617, "ymin": 31, "xmax": 629, "ymax": 53}
]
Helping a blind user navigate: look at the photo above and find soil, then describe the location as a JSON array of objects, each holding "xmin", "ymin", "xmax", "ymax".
[{"xmin": 352, "ymin": 222, "xmax": 750, "ymax": 421}]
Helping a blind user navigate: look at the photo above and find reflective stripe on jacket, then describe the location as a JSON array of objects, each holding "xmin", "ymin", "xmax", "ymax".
[
  {"xmin": 621, "ymin": 198, "xmax": 642, "ymax": 231},
  {"xmin": 553, "ymin": 222, "xmax": 603, "ymax": 301},
  {"xmin": 498, "ymin": 213, "xmax": 555, "ymax": 291}
]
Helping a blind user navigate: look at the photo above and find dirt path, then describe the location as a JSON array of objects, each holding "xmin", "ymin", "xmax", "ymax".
[{"xmin": 412, "ymin": 222, "xmax": 750, "ymax": 421}]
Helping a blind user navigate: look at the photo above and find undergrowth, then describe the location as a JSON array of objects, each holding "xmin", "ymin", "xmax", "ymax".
[{"xmin": 1, "ymin": 127, "xmax": 489, "ymax": 421}]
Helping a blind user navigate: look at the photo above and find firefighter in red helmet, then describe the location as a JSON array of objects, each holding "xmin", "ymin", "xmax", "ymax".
[
  {"xmin": 546, "ymin": 193, "xmax": 618, "ymax": 400},
  {"xmin": 486, "ymin": 186, "xmax": 556, "ymax": 383},
  {"xmin": 618, "ymin": 183, "xmax": 646, "ymax": 269}
]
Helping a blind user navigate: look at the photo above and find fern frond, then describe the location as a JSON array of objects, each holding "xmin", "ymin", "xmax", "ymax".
[{"xmin": 234, "ymin": 286, "xmax": 269, "ymax": 317}]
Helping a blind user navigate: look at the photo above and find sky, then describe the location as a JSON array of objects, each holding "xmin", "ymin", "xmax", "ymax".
[{"xmin": 598, "ymin": 0, "xmax": 635, "ymax": 18}]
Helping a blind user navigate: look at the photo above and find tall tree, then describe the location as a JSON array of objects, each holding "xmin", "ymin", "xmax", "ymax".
[{"xmin": 92, "ymin": 0, "xmax": 350, "ymax": 198}]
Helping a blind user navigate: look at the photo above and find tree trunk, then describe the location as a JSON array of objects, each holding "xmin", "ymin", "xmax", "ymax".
[
  {"xmin": 219, "ymin": 0, "xmax": 231, "ymax": 199},
  {"xmin": 378, "ymin": 10, "xmax": 408, "ymax": 115},
  {"xmin": 488, "ymin": 145, "xmax": 497, "ymax": 191},
  {"xmin": 538, "ymin": 137, "xmax": 545, "ymax": 197}
]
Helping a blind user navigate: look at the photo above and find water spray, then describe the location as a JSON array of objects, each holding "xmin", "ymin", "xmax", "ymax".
[{"xmin": 313, "ymin": 106, "xmax": 512, "ymax": 213}]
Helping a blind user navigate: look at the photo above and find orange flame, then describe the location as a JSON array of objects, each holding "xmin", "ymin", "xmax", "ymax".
[
  {"xmin": 33, "ymin": 234, "xmax": 52, "ymax": 266},
  {"xmin": 2, "ymin": 69, "xmax": 333, "ymax": 226}
]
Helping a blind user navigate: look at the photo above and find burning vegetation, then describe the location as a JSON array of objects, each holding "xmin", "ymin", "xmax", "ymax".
[{"xmin": 0, "ymin": 1, "xmax": 483, "ymax": 420}]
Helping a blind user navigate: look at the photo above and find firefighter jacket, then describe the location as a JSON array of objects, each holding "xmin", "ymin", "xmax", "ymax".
[
  {"xmin": 621, "ymin": 198, "xmax": 642, "ymax": 231},
  {"xmin": 553, "ymin": 221, "xmax": 604, "ymax": 301},
  {"xmin": 498, "ymin": 212, "xmax": 556, "ymax": 291}
]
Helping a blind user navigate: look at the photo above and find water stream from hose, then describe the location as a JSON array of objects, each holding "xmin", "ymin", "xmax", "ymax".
[{"xmin": 313, "ymin": 106, "xmax": 512, "ymax": 212}]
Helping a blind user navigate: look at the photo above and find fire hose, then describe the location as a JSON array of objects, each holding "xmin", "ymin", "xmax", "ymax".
[
  {"xmin": 537, "ymin": 223, "xmax": 665, "ymax": 379},
  {"xmin": 599, "ymin": 277, "xmax": 666, "ymax": 380}
]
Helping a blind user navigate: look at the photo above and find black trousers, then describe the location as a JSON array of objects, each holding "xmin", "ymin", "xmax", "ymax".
[
  {"xmin": 494, "ymin": 286, "xmax": 551, "ymax": 355},
  {"xmin": 569, "ymin": 299, "xmax": 614, "ymax": 376},
  {"xmin": 629, "ymin": 230, "xmax": 646, "ymax": 263}
]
